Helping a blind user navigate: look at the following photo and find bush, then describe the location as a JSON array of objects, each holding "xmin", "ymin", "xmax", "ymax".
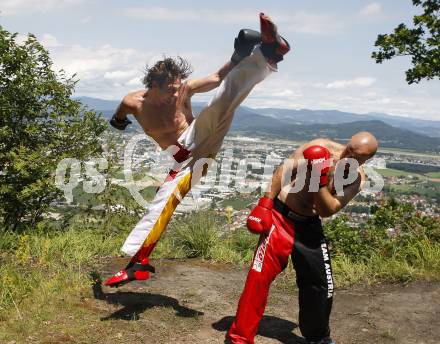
[
  {"xmin": 230, "ymin": 229, "xmax": 258, "ymax": 262},
  {"xmin": 172, "ymin": 212, "xmax": 220, "ymax": 259},
  {"xmin": 0, "ymin": 26, "xmax": 107, "ymax": 231},
  {"xmin": 324, "ymin": 198, "xmax": 440, "ymax": 285}
]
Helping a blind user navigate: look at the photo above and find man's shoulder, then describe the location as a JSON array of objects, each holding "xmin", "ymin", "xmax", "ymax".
[
  {"xmin": 124, "ymin": 90, "xmax": 147, "ymax": 100},
  {"xmin": 123, "ymin": 90, "xmax": 147, "ymax": 113},
  {"xmin": 303, "ymin": 138, "xmax": 338, "ymax": 147}
]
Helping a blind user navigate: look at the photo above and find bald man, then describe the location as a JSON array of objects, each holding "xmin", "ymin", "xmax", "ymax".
[{"xmin": 228, "ymin": 132, "xmax": 378, "ymax": 344}]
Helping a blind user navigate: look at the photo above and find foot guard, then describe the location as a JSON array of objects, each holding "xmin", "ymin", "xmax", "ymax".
[
  {"xmin": 104, "ymin": 258, "xmax": 155, "ymax": 288},
  {"xmin": 259, "ymin": 12, "xmax": 290, "ymax": 64}
]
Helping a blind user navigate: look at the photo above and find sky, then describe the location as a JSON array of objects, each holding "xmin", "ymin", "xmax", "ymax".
[{"xmin": 1, "ymin": 0, "xmax": 439, "ymax": 120}]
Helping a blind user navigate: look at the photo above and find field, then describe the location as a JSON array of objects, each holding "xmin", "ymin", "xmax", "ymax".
[{"xmin": 1, "ymin": 200, "xmax": 440, "ymax": 343}]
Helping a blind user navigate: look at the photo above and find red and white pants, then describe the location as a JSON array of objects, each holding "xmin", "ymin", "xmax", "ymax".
[
  {"xmin": 228, "ymin": 204, "xmax": 334, "ymax": 343},
  {"xmin": 121, "ymin": 48, "xmax": 273, "ymax": 258}
]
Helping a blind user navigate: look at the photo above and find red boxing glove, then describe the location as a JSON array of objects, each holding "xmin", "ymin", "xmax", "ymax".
[
  {"xmin": 303, "ymin": 145, "xmax": 331, "ymax": 187},
  {"xmin": 247, "ymin": 197, "xmax": 274, "ymax": 234}
]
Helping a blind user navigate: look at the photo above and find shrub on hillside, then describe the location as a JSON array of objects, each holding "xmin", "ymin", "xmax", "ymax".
[
  {"xmin": 0, "ymin": 26, "xmax": 106, "ymax": 231},
  {"xmin": 325, "ymin": 198, "xmax": 440, "ymax": 264}
]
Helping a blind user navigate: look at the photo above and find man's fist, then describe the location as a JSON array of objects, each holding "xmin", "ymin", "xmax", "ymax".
[
  {"xmin": 303, "ymin": 145, "xmax": 331, "ymax": 187},
  {"xmin": 247, "ymin": 197, "xmax": 274, "ymax": 234},
  {"xmin": 110, "ymin": 114, "xmax": 132, "ymax": 130}
]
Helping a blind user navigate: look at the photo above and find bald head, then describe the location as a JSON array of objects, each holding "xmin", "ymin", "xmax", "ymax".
[{"xmin": 345, "ymin": 131, "xmax": 378, "ymax": 164}]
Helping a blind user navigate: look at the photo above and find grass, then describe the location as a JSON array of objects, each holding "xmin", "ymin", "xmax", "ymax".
[
  {"xmin": 220, "ymin": 197, "xmax": 252, "ymax": 211},
  {"xmin": 0, "ymin": 227, "xmax": 122, "ymax": 321},
  {"xmin": 331, "ymin": 240, "xmax": 440, "ymax": 286},
  {"xmin": 72, "ymin": 183, "xmax": 157, "ymax": 207},
  {"xmin": 375, "ymin": 168, "xmax": 425, "ymax": 178},
  {"xmin": 389, "ymin": 184, "xmax": 416, "ymax": 193},
  {"xmin": 172, "ymin": 212, "xmax": 220, "ymax": 259},
  {"xmin": 388, "ymin": 180, "xmax": 440, "ymax": 200},
  {"xmin": 1, "ymin": 201, "xmax": 439, "ymax": 341},
  {"xmin": 0, "ymin": 212, "xmax": 256, "ymax": 334},
  {"xmin": 380, "ymin": 328, "xmax": 399, "ymax": 341},
  {"xmin": 378, "ymin": 148, "xmax": 439, "ymax": 158},
  {"xmin": 426, "ymin": 172, "xmax": 440, "ymax": 179},
  {"xmin": 160, "ymin": 212, "xmax": 258, "ymax": 264}
]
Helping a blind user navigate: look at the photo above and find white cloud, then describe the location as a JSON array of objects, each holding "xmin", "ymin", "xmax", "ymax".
[
  {"xmin": 126, "ymin": 77, "xmax": 142, "ymax": 87},
  {"xmin": 53, "ymin": 44, "xmax": 141, "ymax": 77},
  {"xmin": 122, "ymin": 7, "xmax": 255, "ymax": 24},
  {"xmin": 14, "ymin": 33, "xmax": 28, "ymax": 45},
  {"xmin": 44, "ymin": 42, "xmax": 152, "ymax": 98},
  {"xmin": 122, "ymin": 8, "xmax": 344, "ymax": 35},
  {"xmin": 325, "ymin": 77, "xmax": 376, "ymax": 89},
  {"xmin": 23, "ymin": 35, "xmax": 438, "ymax": 121},
  {"xmin": 44, "ymin": 37, "xmax": 224, "ymax": 99},
  {"xmin": 104, "ymin": 70, "xmax": 138, "ymax": 81},
  {"xmin": 358, "ymin": 3, "xmax": 382, "ymax": 17},
  {"xmin": 81, "ymin": 16, "xmax": 92, "ymax": 24},
  {"xmin": 40, "ymin": 33, "xmax": 60, "ymax": 48},
  {"xmin": 0, "ymin": 0, "xmax": 84, "ymax": 15},
  {"xmin": 252, "ymin": 77, "xmax": 303, "ymax": 99},
  {"xmin": 234, "ymin": 77, "xmax": 440, "ymax": 121},
  {"xmin": 15, "ymin": 32, "xmax": 60, "ymax": 48},
  {"xmin": 282, "ymin": 11, "xmax": 344, "ymax": 34}
]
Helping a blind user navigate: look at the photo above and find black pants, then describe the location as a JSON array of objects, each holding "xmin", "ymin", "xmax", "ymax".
[{"xmin": 291, "ymin": 218, "xmax": 334, "ymax": 342}]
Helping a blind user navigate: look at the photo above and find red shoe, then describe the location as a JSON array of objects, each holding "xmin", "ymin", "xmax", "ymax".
[
  {"xmin": 259, "ymin": 12, "xmax": 290, "ymax": 65},
  {"xmin": 104, "ymin": 258, "xmax": 155, "ymax": 288}
]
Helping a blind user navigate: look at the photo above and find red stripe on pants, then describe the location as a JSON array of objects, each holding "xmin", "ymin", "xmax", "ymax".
[{"xmin": 228, "ymin": 210, "xmax": 295, "ymax": 344}]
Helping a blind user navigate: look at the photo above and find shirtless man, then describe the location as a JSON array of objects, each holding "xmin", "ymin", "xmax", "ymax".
[
  {"xmin": 228, "ymin": 132, "xmax": 378, "ymax": 344},
  {"xmin": 104, "ymin": 13, "xmax": 290, "ymax": 287}
]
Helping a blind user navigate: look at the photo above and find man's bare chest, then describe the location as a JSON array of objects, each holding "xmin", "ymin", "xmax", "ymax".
[{"xmin": 137, "ymin": 104, "xmax": 191, "ymax": 134}]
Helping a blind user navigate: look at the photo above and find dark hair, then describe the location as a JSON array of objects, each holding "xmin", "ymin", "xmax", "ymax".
[{"xmin": 143, "ymin": 56, "xmax": 192, "ymax": 88}]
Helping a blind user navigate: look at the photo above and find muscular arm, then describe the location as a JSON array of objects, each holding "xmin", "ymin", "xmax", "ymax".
[
  {"xmin": 264, "ymin": 164, "xmax": 283, "ymax": 200},
  {"xmin": 314, "ymin": 173, "xmax": 362, "ymax": 217},
  {"xmin": 186, "ymin": 61, "xmax": 235, "ymax": 96},
  {"xmin": 114, "ymin": 93, "xmax": 138, "ymax": 120},
  {"xmin": 264, "ymin": 148, "xmax": 303, "ymax": 200}
]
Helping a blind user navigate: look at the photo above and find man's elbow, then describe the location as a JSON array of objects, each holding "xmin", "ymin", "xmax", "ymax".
[
  {"xmin": 316, "ymin": 207, "xmax": 331, "ymax": 218},
  {"xmin": 117, "ymin": 97, "xmax": 133, "ymax": 115},
  {"xmin": 212, "ymin": 72, "xmax": 223, "ymax": 84},
  {"xmin": 316, "ymin": 204, "xmax": 340, "ymax": 218},
  {"xmin": 317, "ymin": 209, "xmax": 335, "ymax": 218}
]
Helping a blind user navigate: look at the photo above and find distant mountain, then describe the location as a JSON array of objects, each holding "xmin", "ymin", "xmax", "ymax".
[
  {"xmin": 230, "ymin": 110, "xmax": 440, "ymax": 153},
  {"xmin": 76, "ymin": 97, "xmax": 120, "ymax": 111},
  {"xmin": 76, "ymin": 97, "xmax": 440, "ymax": 153},
  {"xmin": 252, "ymin": 108, "xmax": 440, "ymax": 138}
]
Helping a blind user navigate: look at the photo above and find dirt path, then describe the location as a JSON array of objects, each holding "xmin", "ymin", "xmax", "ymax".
[{"xmin": 82, "ymin": 258, "xmax": 440, "ymax": 344}]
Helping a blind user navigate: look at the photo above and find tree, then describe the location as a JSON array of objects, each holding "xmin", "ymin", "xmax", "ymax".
[
  {"xmin": 0, "ymin": 26, "xmax": 107, "ymax": 230},
  {"xmin": 372, "ymin": 0, "xmax": 440, "ymax": 84}
]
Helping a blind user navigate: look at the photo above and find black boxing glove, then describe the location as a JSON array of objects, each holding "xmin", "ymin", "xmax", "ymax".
[
  {"xmin": 231, "ymin": 29, "xmax": 262, "ymax": 64},
  {"xmin": 110, "ymin": 114, "xmax": 132, "ymax": 130}
]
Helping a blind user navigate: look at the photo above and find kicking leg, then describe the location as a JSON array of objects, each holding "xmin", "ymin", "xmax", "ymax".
[
  {"xmin": 193, "ymin": 13, "xmax": 291, "ymax": 160},
  {"xmin": 259, "ymin": 12, "xmax": 291, "ymax": 66},
  {"xmin": 104, "ymin": 166, "xmax": 194, "ymax": 287}
]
